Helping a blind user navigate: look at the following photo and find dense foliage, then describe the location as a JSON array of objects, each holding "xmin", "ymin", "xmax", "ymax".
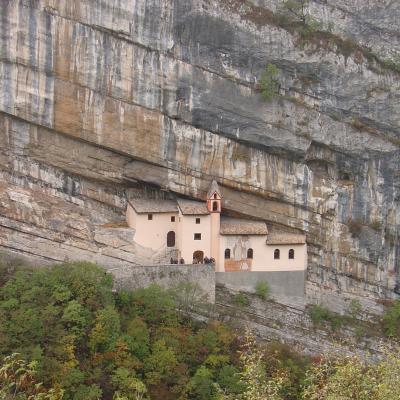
[
  {"xmin": 0, "ymin": 261, "xmax": 308, "ymax": 400},
  {"xmin": 1, "ymin": 260, "xmax": 400, "ymax": 400}
]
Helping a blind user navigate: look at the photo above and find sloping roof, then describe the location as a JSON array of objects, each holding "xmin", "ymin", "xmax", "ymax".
[
  {"xmin": 128, "ymin": 198, "xmax": 178, "ymax": 213},
  {"xmin": 220, "ymin": 217, "xmax": 268, "ymax": 235},
  {"xmin": 207, "ymin": 180, "xmax": 223, "ymax": 199},
  {"xmin": 267, "ymin": 233, "xmax": 306, "ymax": 245},
  {"xmin": 177, "ymin": 199, "xmax": 209, "ymax": 215}
]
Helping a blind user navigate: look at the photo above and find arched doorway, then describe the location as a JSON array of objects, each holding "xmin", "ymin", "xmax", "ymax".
[
  {"xmin": 193, "ymin": 250, "xmax": 204, "ymax": 264},
  {"xmin": 167, "ymin": 231, "xmax": 175, "ymax": 247}
]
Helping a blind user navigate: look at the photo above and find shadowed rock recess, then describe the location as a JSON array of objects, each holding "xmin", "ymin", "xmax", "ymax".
[{"xmin": 0, "ymin": 0, "xmax": 399, "ymax": 314}]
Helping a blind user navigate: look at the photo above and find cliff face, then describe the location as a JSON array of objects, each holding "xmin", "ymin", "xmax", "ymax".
[{"xmin": 0, "ymin": 0, "xmax": 399, "ymax": 313}]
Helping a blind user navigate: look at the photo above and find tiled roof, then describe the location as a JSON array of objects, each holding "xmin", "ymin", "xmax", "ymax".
[
  {"xmin": 207, "ymin": 180, "xmax": 223, "ymax": 198},
  {"xmin": 177, "ymin": 199, "xmax": 209, "ymax": 215},
  {"xmin": 267, "ymin": 233, "xmax": 306, "ymax": 245},
  {"xmin": 220, "ymin": 217, "xmax": 268, "ymax": 235},
  {"xmin": 128, "ymin": 198, "xmax": 178, "ymax": 213}
]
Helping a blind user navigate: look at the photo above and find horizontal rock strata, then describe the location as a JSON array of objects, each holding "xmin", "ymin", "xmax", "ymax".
[{"xmin": 0, "ymin": 0, "xmax": 399, "ymax": 314}]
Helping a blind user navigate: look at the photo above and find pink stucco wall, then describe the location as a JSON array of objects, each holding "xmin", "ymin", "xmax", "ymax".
[
  {"xmin": 220, "ymin": 235, "xmax": 307, "ymax": 272},
  {"xmin": 127, "ymin": 203, "xmax": 307, "ymax": 272}
]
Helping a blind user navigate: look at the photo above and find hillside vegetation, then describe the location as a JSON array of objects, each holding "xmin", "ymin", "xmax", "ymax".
[{"xmin": 0, "ymin": 261, "xmax": 400, "ymax": 400}]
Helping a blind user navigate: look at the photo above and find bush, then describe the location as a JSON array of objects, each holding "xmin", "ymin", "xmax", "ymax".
[
  {"xmin": 255, "ymin": 281, "xmax": 270, "ymax": 300},
  {"xmin": 0, "ymin": 353, "xmax": 64, "ymax": 400},
  {"xmin": 382, "ymin": 300, "xmax": 400, "ymax": 338},
  {"xmin": 369, "ymin": 220, "xmax": 382, "ymax": 231},
  {"xmin": 259, "ymin": 64, "xmax": 280, "ymax": 101},
  {"xmin": 347, "ymin": 218, "xmax": 363, "ymax": 237},
  {"xmin": 346, "ymin": 299, "xmax": 362, "ymax": 319},
  {"xmin": 233, "ymin": 293, "xmax": 250, "ymax": 307},
  {"xmin": 308, "ymin": 305, "xmax": 344, "ymax": 331},
  {"xmin": 302, "ymin": 348, "xmax": 400, "ymax": 399}
]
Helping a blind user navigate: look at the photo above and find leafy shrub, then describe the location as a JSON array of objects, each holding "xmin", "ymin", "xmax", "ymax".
[
  {"xmin": 303, "ymin": 349, "xmax": 400, "ymax": 399},
  {"xmin": 0, "ymin": 353, "xmax": 64, "ymax": 400},
  {"xmin": 381, "ymin": 57, "xmax": 400, "ymax": 73},
  {"xmin": 263, "ymin": 341, "xmax": 310, "ymax": 400},
  {"xmin": 260, "ymin": 64, "xmax": 280, "ymax": 101},
  {"xmin": 308, "ymin": 305, "xmax": 344, "ymax": 331},
  {"xmin": 382, "ymin": 300, "xmax": 400, "ymax": 338},
  {"xmin": 369, "ymin": 220, "xmax": 382, "ymax": 231},
  {"xmin": 346, "ymin": 299, "xmax": 362, "ymax": 319},
  {"xmin": 255, "ymin": 281, "xmax": 270, "ymax": 300},
  {"xmin": 233, "ymin": 293, "xmax": 250, "ymax": 307},
  {"xmin": 347, "ymin": 218, "xmax": 363, "ymax": 237}
]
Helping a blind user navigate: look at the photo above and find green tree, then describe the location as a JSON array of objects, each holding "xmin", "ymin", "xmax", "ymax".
[
  {"xmin": 125, "ymin": 317, "xmax": 150, "ymax": 360},
  {"xmin": 111, "ymin": 368, "xmax": 147, "ymax": 400},
  {"xmin": 216, "ymin": 365, "xmax": 245, "ymax": 395},
  {"xmin": 89, "ymin": 305, "xmax": 121, "ymax": 353},
  {"xmin": 0, "ymin": 353, "xmax": 64, "ymax": 400},
  {"xmin": 171, "ymin": 282, "xmax": 209, "ymax": 315},
  {"xmin": 144, "ymin": 339, "xmax": 178, "ymax": 386},
  {"xmin": 187, "ymin": 366, "xmax": 221, "ymax": 400},
  {"xmin": 302, "ymin": 349, "xmax": 400, "ymax": 399},
  {"xmin": 238, "ymin": 330, "xmax": 287, "ymax": 400}
]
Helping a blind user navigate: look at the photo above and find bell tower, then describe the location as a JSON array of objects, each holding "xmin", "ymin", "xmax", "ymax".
[
  {"xmin": 206, "ymin": 180, "xmax": 222, "ymax": 213},
  {"xmin": 207, "ymin": 180, "xmax": 222, "ymax": 271}
]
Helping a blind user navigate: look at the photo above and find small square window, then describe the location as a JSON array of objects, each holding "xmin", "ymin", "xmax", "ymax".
[
  {"xmin": 148, "ymin": 214, "xmax": 153, "ymax": 220},
  {"xmin": 171, "ymin": 216, "xmax": 175, "ymax": 222},
  {"xmin": 194, "ymin": 233, "xmax": 201, "ymax": 240},
  {"xmin": 196, "ymin": 218, "xmax": 200, "ymax": 224}
]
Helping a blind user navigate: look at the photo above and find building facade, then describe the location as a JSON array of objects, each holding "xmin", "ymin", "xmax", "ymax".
[{"xmin": 126, "ymin": 181, "xmax": 307, "ymax": 273}]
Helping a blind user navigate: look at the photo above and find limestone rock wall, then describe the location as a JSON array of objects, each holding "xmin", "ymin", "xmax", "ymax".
[{"xmin": 0, "ymin": 0, "xmax": 399, "ymax": 314}]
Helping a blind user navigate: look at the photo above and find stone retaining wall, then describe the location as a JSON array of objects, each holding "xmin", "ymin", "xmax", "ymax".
[
  {"xmin": 108, "ymin": 263, "xmax": 215, "ymax": 303},
  {"xmin": 216, "ymin": 270, "xmax": 306, "ymax": 308}
]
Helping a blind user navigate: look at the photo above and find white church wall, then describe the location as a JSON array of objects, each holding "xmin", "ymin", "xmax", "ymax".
[
  {"xmin": 262, "ymin": 243, "xmax": 307, "ymax": 271},
  {"xmin": 131, "ymin": 211, "xmax": 179, "ymax": 251},
  {"xmin": 220, "ymin": 235, "xmax": 307, "ymax": 272},
  {"xmin": 180, "ymin": 214, "xmax": 212, "ymax": 264},
  {"xmin": 126, "ymin": 203, "xmax": 137, "ymax": 229}
]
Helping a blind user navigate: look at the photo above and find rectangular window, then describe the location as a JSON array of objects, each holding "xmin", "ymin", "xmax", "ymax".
[
  {"xmin": 148, "ymin": 214, "xmax": 153, "ymax": 220},
  {"xmin": 171, "ymin": 216, "xmax": 175, "ymax": 222},
  {"xmin": 196, "ymin": 217, "xmax": 200, "ymax": 224},
  {"xmin": 194, "ymin": 233, "xmax": 201, "ymax": 240}
]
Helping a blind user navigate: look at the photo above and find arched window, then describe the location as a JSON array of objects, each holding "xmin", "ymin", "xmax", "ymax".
[
  {"xmin": 214, "ymin": 193, "xmax": 217, "ymax": 199},
  {"xmin": 213, "ymin": 201, "xmax": 218, "ymax": 211},
  {"xmin": 274, "ymin": 249, "xmax": 280, "ymax": 260},
  {"xmin": 167, "ymin": 231, "xmax": 175, "ymax": 247},
  {"xmin": 247, "ymin": 248, "xmax": 253, "ymax": 259},
  {"xmin": 224, "ymin": 249, "xmax": 231, "ymax": 259},
  {"xmin": 289, "ymin": 249, "xmax": 295, "ymax": 259}
]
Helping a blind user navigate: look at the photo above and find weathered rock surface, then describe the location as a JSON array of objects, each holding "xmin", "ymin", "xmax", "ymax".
[
  {"xmin": 216, "ymin": 285, "xmax": 393, "ymax": 359},
  {"xmin": 0, "ymin": 0, "xmax": 399, "ymax": 315}
]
